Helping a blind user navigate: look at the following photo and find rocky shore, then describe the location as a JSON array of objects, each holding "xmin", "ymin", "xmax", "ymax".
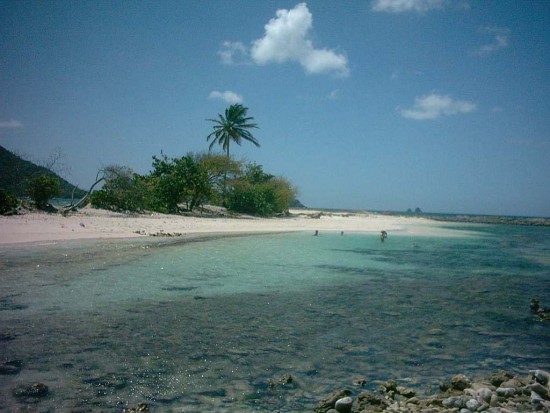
[
  {"xmin": 420, "ymin": 214, "xmax": 550, "ymax": 227},
  {"xmin": 313, "ymin": 369, "xmax": 550, "ymax": 413},
  {"xmin": 3, "ymin": 366, "xmax": 550, "ymax": 412}
]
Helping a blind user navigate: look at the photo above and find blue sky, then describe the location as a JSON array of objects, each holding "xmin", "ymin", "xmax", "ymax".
[{"xmin": 1, "ymin": 0, "xmax": 549, "ymax": 216}]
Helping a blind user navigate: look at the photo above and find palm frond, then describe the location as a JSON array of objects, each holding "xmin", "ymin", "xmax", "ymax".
[{"xmin": 206, "ymin": 104, "xmax": 261, "ymax": 155}]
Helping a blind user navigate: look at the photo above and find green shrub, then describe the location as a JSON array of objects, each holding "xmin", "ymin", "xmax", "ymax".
[
  {"xmin": 90, "ymin": 166, "xmax": 150, "ymax": 212},
  {"xmin": 227, "ymin": 180, "xmax": 271, "ymax": 216},
  {"xmin": 0, "ymin": 189, "xmax": 18, "ymax": 214},
  {"xmin": 226, "ymin": 165, "xmax": 296, "ymax": 217},
  {"xmin": 150, "ymin": 154, "xmax": 211, "ymax": 213},
  {"xmin": 27, "ymin": 175, "xmax": 61, "ymax": 209}
]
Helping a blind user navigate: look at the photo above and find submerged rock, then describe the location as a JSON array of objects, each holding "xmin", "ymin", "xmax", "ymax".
[
  {"xmin": 268, "ymin": 373, "xmax": 295, "ymax": 390},
  {"xmin": 0, "ymin": 364, "xmax": 19, "ymax": 375},
  {"xmin": 0, "ymin": 360, "xmax": 23, "ymax": 375},
  {"xmin": 122, "ymin": 403, "xmax": 149, "ymax": 412},
  {"xmin": 530, "ymin": 299, "xmax": 550, "ymax": 321},
  {"xmin": 82, "ymin": 373, "xmax": 128, "ymax": 390},
  {"xmin": 13, "ymin": 382, "xmax": 49, "ymax": 402},
  {"xmin": 0, "ymin": 332, "xmax": 16, "ymax": 341},
  {"xmin": 352, "ymin": 378, "xmax": 367, "ymax": 387}
]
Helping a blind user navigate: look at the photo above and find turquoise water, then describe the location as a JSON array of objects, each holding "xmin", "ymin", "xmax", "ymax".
[{"xmin": 1, "ymin": 225, "xmax": 549, "ymax": 412}]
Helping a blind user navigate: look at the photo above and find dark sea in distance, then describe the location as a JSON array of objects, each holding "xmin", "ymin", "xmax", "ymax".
[{"xmin": 1, "ymin": 222, "xmax": 549, "ymax": 412}]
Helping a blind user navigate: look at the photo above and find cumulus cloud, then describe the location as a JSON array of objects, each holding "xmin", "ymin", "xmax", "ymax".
[
  {"xmin": 250, "ymin": 3, "xmax": 349, "ymax": 77},
  {"xmin": 208, "ymin": 90, "xmax": 243, "ymax": 104},
  {"xmin": 218, "ymin": 41, "xmax": 250, "ymax": 65},
  {"xmin": 0, "ymin": 119, "xmax": 23, "ymax": 128},
  {"xmin": 473, "ymin": 26, "xmax": 510, "ymax": 56},
  {"xmin": 398, "ymin": 93, "xmax": 476, "ymax": 120},
  {"xmin": 372, "ymin": 0, "xmax": 446, "ymax": 13}
]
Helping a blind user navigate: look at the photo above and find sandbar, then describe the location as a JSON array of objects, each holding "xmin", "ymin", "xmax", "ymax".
[{"xmin": 0, "ymin": 206, "xmax": 474, "ymax": 246}]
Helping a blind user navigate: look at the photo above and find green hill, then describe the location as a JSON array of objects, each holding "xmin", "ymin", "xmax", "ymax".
[{"xmin": 0, "ymin": 145, "xmax": 86, "ymax": 199}]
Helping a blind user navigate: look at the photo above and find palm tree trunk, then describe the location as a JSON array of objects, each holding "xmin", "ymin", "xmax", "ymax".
[{"xmin": 222, "ymin": 146, "xmax": 229, "ymax": 207}]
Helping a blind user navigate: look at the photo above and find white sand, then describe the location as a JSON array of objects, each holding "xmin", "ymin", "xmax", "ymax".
[{"xmin": 0, "ymin": 206, "xmax": 468, "ymax": 245}]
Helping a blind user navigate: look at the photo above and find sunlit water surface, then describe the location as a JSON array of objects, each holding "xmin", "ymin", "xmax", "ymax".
[{"xmin": 1, "ymin": 225, "xmax": 549, "ymax": 412}]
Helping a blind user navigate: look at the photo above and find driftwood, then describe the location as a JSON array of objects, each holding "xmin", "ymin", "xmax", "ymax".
[{"xmin": 58, "ymin": 170, "xmax": 105, "ymax": 215}]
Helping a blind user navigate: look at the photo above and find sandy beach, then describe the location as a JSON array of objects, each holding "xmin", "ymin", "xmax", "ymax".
[{"xmin": 0, "ymin": 206, "xmax": 464, "ymax": 246}]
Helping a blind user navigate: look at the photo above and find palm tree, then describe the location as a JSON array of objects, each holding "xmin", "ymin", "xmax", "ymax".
[
  {"xmin": 206, "ymin": 104, "xmax": 260, "ymax": 157},
  {"xmin": 206, "ymin": 104, "xmax": 260, "ymax": 206}
]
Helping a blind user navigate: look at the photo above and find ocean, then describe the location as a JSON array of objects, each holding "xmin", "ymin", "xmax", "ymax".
[{"xmin": 1, "ymin": 223, "xmax": 549, "ymax": 412}]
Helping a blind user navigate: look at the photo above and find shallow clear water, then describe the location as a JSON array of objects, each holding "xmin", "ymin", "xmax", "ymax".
[{"xmin": 1, "ymin": 225, "xmax": 549, "ymax": 412}]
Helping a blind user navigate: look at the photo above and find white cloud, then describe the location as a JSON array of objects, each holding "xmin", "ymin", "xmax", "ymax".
[
  {"xmin": 372, "ymin": 0, "xmax": 446, "ymax": 13},
  {"xmin": 250, "ymin": 3, "xmax": 349, "ymax": 77},
  {"xmin": 399, "ymin": 93, "xmax": 476, "ymax": 120},
  {"xmin": 0, "ymin": 119, "xmax": 23, "ymax": 128},
  {"xmin": 391, "ymin": 69, "xmax": 425, "ymax": 80},
  {"xmin": 474, "ymin": 26, "xmax": 510, "ymax": 56},
  {"xmin": 208, "ymin": 90, "xmax": 243, "ymax": 104},
  {"xmin": 327, "ymin": 89, "xmax": 340, "ymax": 100},
  {"xmin": 218, "ymin": 41, "xmax": 250, "ymax": 65}
]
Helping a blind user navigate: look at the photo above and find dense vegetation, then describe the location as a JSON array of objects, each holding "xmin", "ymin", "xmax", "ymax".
[
  {"xmin": 90, "ymin": 154, "xmax": 296, "ymax": 217},
  {"xmin": 91, "ymin": 104, "xmax": 296, "ymax": 216},
  {"xmin": 91, "ymin": 104, "xmax": 302, "ymax": 216},
  {"xmin": 2, "ymin": 104, "xmax": 297, "ymax": 216},
  {"xmin": 226, "ymin": 164, "xmax": 296, "ymax": 216},
  {"xmin": 92, "ymin": 104, "xmax": 297, "ymax": 216}
]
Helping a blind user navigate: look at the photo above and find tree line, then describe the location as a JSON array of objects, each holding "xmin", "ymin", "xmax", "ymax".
[
  {"xmin": 90, "ymin": 154, "xmax": 296, "ymax": 216},
  {"xmin": 91, "ymin": 104, "xmax": 296, "ymax": 216},
  {"xmin": 1, "ymin": 104, "xmax": 297, "ymax": 217}
]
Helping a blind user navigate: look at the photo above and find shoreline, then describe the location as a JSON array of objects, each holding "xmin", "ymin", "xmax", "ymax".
[
  {"xmin": 0, "ymin": 206, "xmax": 476, "ymax": 246},
  {"xmin": 1, "ymin": 209, "xmax": 548, "ymax": 412}
]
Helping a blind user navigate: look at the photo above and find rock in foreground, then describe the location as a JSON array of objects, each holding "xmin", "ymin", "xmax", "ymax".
[{"xmin": 314, "ymin": 369, "xmax": 550, "ymax": 412}]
